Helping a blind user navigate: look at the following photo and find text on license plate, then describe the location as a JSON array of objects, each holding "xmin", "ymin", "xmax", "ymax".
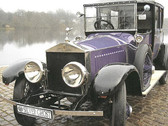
[{"xmin": 17, "ymin": 104, "xmax": 53, "ymax": 120}]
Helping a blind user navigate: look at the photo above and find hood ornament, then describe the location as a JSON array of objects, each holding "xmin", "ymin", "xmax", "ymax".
[{"xmin": 65, "ymin": 27, "xmax": 73, "ymax": 42}]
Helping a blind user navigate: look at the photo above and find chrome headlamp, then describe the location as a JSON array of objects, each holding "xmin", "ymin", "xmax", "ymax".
[
  {"xmin": 135, "ymin": 34, "xmax": 144, "ymax": 43},
  {"xmin": 24, "ymin": 61, "xmax": 44, "ymax": 83},
  {"xmin": 62, "ymin": 62, "xmax": 88, "ymax": 88}
]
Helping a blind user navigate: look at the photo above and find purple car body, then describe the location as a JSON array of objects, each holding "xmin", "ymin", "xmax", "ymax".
[
  {"xmin": 1, "ymin": 1, "xmax": 166, "ymax": 126},
  {"xmin": 77, "ymin": 33, "xmax": 135, "ymax": 78}
]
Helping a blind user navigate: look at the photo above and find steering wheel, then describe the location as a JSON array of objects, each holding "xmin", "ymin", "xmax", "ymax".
[{"xmin": 94, "ymin": 20, "xmax": 114, "ymax": 30}]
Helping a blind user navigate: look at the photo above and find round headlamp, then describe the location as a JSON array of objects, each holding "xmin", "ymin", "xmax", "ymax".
[
  {"xmin": 135, "ymin": 34, "xmax": 143, "ymax": 43},
  {"xmin": 24, "ymin": 61, "xmax": 44, "ymax": 83},
  {"xmin": 62, "ymin": 62, "xmax": 88, "ymax": 88}
]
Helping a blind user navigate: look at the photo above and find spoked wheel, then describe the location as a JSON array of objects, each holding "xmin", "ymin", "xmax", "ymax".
[
  {"xmin": 143, "ymin": 53, "xmax": 153, "ymax": 86},
  {"xmin": 134, "ymin": 44, "xmax": 153, "ymax": 91},
  {"xmin": 13, "ymin": 77, "xmax": 39, "ymax": 126}
]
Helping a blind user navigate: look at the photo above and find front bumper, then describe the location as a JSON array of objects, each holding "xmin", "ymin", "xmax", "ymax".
[{"xmin": 0, "ymin": 94, "xmax": 103, "ymax": 117}]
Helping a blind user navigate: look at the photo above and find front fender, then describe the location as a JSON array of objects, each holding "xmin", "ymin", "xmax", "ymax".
[
  {"xmin": 2, "ymin": 59, "xmax": 45, "ymax": 84},
  {"xmin": 93, "ymin": 63, "xmax": 141, "ymax": 96}
]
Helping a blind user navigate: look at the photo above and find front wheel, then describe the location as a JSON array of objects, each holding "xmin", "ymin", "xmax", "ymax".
[
  {"xmin": 110, "ymin": 83, "xmax": 126, "ymax": 126},
  {"xmin": 13, "ymin": 77, "xmax": 38, "ymax": 126}
]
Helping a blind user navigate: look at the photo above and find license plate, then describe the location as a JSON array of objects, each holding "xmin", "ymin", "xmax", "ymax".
[{"xmin": 17, "ymin": 104, "xmax": 53, "ymax": 120}]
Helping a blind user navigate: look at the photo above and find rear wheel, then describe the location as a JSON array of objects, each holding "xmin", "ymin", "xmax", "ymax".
[
  {"xmin": 154, "ymin": 43, "xmax": 168, "ymax": 84},
  {"xmin": 13, "ymin": 77, "xmax": 38, "ymax": 126},
  {"xmin": 159, "ymin": 70, "xmax": 168, "ymax": 84}
]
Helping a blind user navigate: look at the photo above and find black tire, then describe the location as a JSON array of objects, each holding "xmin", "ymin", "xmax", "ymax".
[
  {"xmin": 162, "ymin": 44, "xmax": 168, "ymax": 70},
  {"xmin": 134, "ymin": 44, "xmax": 153, "ymax": 91},
  {"xmin": 111, "ymin": 83, "xmax": 126, "ymax": 126},
  {"xmin": 13, "ymin": 77, "xmax": 37, "ymax": 126},
  {"xmin": 154, "ymin": 43, "xmax": 168, "ymax": 84},
  {"xmin": 154, "ymin": 43, "xmax": 168, "ymax": 70},
  {"xmin": 159, "ymin": 70, "xmax": 168, "ymax": 84}
]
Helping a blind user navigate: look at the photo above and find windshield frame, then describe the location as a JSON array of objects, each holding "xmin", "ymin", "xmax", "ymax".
[{"xmin": 84, "ymin": 2, "xmax": 137, "ymax": 33}]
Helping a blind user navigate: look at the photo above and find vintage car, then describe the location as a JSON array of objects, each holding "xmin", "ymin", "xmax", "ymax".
[{"xmin": 0, "ymin": 0, "xmax": 167, "ymax": 126}]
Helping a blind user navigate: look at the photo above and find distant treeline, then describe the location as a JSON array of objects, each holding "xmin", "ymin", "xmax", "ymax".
[
  {"xmin": 0, "ymin": 8, "xmax": 168, "ymax": 32},
  {"xmin": 0, "ymin": 9, "xmax": 83, "ymax": 33}
]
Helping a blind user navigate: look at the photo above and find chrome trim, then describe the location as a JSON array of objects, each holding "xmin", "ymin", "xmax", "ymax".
[
  {"xmin": 85, "ymin": 52, "xmax": 91, "ymax": 74},
  {"xmin": 54, "ymin": 110, "xmax": 103, "ymax": 116},
  {"xmin": 91, "ymin": 43, "xmax": 128, "ymax": 53},
  {"xmin": 0, "ymin": 94, "xmax": 103, "ymax": 117},
  {"xmin": 135, "ymin": 34, "xmax": 144, "ymax": 43},
  {"xmin": 83, "ymin": 51, "xmax": 91, "ymax": 95},
  {"xmin": 46, "ymin": 43, "xmax": 87, "ymax": 53}
]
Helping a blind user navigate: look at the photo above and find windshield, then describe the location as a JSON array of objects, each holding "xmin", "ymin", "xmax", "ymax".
[{"xmin": 85, "ymin": 4, "xmax": 136, "ymax": 32}]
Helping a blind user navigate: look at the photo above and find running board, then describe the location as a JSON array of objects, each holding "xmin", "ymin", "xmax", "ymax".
[{"xmin": 142, "ymin": 70, "xmax": 166, "ymax": 96}]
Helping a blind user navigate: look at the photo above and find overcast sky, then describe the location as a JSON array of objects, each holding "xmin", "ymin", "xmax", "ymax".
[{"xmin": 0, "ymin": 0, "xmax": 167, "ymax": 17}]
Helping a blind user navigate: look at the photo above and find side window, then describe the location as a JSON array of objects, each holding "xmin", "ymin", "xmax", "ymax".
[
  {"xmin": 160, "ymin": 8, "xmax": 164, "ymax": 28},
  {"xmin": 137, "ymin": 4, "xmax": 152, "ymax": 31},
  {"xmin": 155, "ymin": 6, "xmax": 163, "ymax": 29},
  {"xmin": 118, "ymin": 6, "xmax": 134, "ymax": 29},
  {"xmin": 155, "ymin": 7, "xmax": 159, "ymax": 29},
  {"xmin": 111, "ymin": 10, "xmax": 119, "ymax": 29}
]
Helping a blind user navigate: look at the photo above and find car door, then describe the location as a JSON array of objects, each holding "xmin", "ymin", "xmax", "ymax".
[{"xmin": 153, "ymin": 6, "xmax": 164, "ymax": 59}]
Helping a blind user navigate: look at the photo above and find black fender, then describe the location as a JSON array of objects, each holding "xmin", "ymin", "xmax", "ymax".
[
  {"xmin": 2, "ymin": 59, "xmax": 45, "ymax": 84},
  {"xmin": 93, "ymin": 63, "xmax": 142, "ymax": 97},
  {"xmin": 154, "ymin": 43, "xmax": 168, "ymax": 70}
]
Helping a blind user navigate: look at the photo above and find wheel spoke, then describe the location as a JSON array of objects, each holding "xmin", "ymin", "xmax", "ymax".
[{"xmin": 143, "ymin": 54, "xmax": 152, "ymax": 85}]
